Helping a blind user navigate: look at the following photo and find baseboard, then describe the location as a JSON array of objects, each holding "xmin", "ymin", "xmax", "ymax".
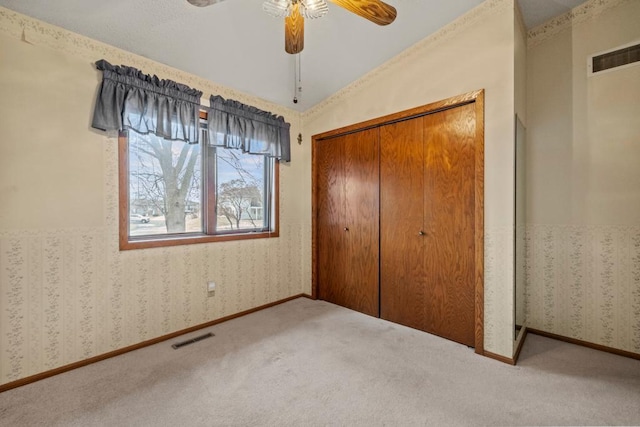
[
  {"xmin": 481, "ymin": 327, "xmax": 529, "ymax": 366},
  {"xmin": 483, "ymin": 350, "xmax": 516, "ymax": 365},
  {"xmin": 527, "ymin": 329, "xmax": 640, "ymax": 361},
  {"xmin": 0, "ymin": 293, "xmax": 312, "ymax": 393},
  {"xmin": 512, "ymin": 327, "xmax": 528, "ymax": 364}
]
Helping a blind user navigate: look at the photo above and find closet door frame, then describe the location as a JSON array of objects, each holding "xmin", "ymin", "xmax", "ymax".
[{"xmin": 312, "ymin": 89, "xmax": 485, "ymax": 354}]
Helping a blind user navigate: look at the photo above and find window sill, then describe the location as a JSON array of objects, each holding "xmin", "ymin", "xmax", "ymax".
[{"xmin": 120, "ymin": 230, "xmax": 279, "ymax": 251}]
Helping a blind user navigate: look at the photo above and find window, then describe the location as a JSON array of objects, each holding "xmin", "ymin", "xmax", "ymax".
[
  {"xmin": 92, "ymin": 61, "xmax": 288, "ymax": 250},
  {"xmin": 212, "ymin": 145, "xmax": 270, "ymax": 233},
  {"xmin": 120, "ymin": 121, "xmax": 278, "ymax": 250}
]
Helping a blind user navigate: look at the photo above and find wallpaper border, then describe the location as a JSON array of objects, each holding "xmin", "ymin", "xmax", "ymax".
[{"xmin": 526, "ymin": 0, "xmax": 632, "ymax": 48}]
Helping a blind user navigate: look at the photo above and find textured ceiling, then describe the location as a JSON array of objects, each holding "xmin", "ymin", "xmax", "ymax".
[{"xmin": 0, "ymin": 0, "xmax": 588, "ymax": 111}]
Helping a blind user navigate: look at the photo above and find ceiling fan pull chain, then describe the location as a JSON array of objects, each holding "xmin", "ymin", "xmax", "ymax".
[{"xmin": 293, "ymin": 54, "xmax": 299, "ymax": 104}]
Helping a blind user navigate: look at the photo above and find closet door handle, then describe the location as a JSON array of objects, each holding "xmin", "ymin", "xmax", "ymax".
[
  {"xmin": 418, "ymin": 230, "xmax": 425, "ymax": 236},
  {"xmin": 344, "ymin": 227, "xmax": 349, "ymax": 231}
]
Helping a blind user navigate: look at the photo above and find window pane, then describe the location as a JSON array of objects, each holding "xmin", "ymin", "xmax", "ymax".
[
  {"xmin": 128, "ymin": 130, "xmax": 203, "ymax": 237},
  {"xmin": 215, "ymin": 148, "xmax": 267, "ymax": 232}
]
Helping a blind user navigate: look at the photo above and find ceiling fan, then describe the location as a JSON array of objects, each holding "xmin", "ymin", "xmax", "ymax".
[{"xmin": 187, "ymin": 0, "xmax": 397, "ymax": 54}]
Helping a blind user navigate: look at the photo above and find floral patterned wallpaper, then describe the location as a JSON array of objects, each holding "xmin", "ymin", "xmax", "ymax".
[{"xmin": 525, "ymin": 225, "xmax": 640, "ymax": 354}]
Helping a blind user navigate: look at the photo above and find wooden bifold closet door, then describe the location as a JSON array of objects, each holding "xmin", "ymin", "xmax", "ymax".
[
  {"xmin": 313, "ymin": 92, "xmax": 483, "ymax": 350},
  {"xmin": 316, "ymin": 128, "xmax": 380, "ymax": 317},
  {"xmin": 380, "ymin": 104, "xmax": 476, "ymax": 347}
]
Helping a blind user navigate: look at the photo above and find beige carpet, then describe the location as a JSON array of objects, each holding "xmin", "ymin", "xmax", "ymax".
[{"xmin": 1, "ymin": 297, "xmax": 639, "ymax": 426}]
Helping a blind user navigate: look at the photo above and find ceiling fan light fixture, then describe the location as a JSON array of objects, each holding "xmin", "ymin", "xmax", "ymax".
[
  {"xmin": 263, "ymin": 0, "xmax": 328, "ymax": 19},
  {"xmin": 262, "ymin": 0, "xmax": 291, "ymax": 18},
  {"xmin": 300, "ymin": 0, "xmax": 328, "ymax": 19}
]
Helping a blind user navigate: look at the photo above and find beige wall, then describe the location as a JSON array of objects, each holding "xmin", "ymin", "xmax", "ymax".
[
  {"xmin": 514, "ymin": 1, "xmax": 527, "ymax": 342},
  {"xmin": 0, "ymin": 9, "xmax": 307, "ymax": 385},
  {"xmin": 0, "ymin": 38, "xmax": 104, "ymax": 230},
  {"xmin": 515, "ymin": 4, "xmax": 527, "ymax": 125},
  {"xmin": 525, "ymin": 0, "xmax": 640, "ymax": 353},
  {"xmin": 304, "ymin": 0, "xmax": 518, "ymax": 358}
]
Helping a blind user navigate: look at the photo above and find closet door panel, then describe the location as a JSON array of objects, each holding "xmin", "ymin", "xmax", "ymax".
[
  {"xmin": 423, "ymin": 104, "xmax": 476, "ymax": 346},
  {"xmin": 317, "ymin": 129, "xmax": 379, "ymax": 317},
  {"xmin": 379, "ymin": 119, "xmax": 425, "ymax": 329},
  {"xmin": 343, "ymin": 128, "xmax": 380, "ymax": 316},
  {"xmin": 316, "ymin": 137, "xmax": 345, "ymax": 306}
]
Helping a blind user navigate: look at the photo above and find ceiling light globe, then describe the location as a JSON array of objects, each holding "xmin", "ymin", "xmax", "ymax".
[
  {"xmin": 300, "ymin": 0, "xmax": 328, "ymax": 19},
  {"xmin": 262, "ymin": 0, "xmax": 291, "ymax": 18}
]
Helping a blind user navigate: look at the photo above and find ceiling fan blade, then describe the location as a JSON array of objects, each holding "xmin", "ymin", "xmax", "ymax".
[
  {"xmin": 285, "ymin": 3, "xmax": 304, "ymax": 54},
  {"xmin": 186, "ymin": 0, "xmax": 226, "ymax": 7},
  {"xmin": 328, "ymin": 0, "xmax": 396, "ymax": 25}
]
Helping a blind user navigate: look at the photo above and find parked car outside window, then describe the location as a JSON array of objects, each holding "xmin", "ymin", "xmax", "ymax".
[{"xmin": 130, "ymin": 214, "xmax": 150, "ymax": 223}]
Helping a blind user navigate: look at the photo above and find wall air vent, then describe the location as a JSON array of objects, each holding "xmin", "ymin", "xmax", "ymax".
[{"xmin": 589, "ymin": 41, "xmax": 640, "ymax": 76}]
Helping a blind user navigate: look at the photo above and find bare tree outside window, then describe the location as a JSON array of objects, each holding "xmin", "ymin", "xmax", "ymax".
[
  {"xmin": 216, "ymin": 148, "xmax": 266, "ymax": 232},
  {"xmin": 127, "ymin": 130, "xmax": 269, "ymax": 238},
  {"xmin": 129, "ymin": 131, "xmax": 202, "ymax": 236},
  {"xmin": 217, "ymin": 179, "xmax": 262, "ymax": 229}
]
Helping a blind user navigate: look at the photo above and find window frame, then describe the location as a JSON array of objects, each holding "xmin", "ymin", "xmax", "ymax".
[{"xmin": 118, "ymin": 111, "xmax": 279, "ymax": 251}]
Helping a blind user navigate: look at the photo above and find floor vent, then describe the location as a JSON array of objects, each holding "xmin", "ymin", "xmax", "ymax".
[
  {"xmin": 171, "ymin": 332, "xmax": 214, "ymax": 349},
  {"xmin": 590, "ymin": 41, "xmax": 640, "ymax": 75}
]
